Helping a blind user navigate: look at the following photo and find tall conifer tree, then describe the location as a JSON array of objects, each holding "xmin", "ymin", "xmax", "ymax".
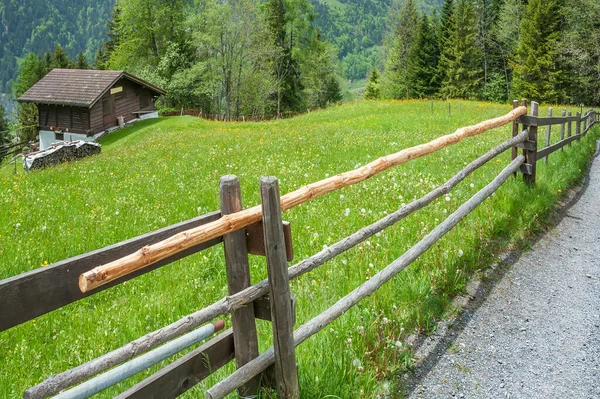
[
  {"xmin": 76, "ymin": 51, "xmax": 90, "ymax": 69},
  {"xmin": 511, "ymin": 0, "xmax": 562, "ymax": 103},
  {"xmin": 382, "ymin": 0, "xmax": 420, "ymax": 99},
  {"xmin": 439, "ymin": 0, "xmax": 483, "ymax": 99},
  {"xmin": 407, "ymin": 14, "xmax": 439, "ymax": 98}
]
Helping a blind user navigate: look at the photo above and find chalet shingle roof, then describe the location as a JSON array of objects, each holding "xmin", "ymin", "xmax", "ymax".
[{"xmin": 17, "ymin": 69, "xmax": 165, "ymax": 108}]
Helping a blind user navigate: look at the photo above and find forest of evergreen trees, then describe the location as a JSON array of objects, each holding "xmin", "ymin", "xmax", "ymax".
[{"xmin": 367, "ymin": 0, "xmax": 600, "ymax": 105}]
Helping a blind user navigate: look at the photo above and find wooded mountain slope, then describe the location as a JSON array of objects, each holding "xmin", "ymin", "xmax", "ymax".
[
  {"xmin": 312, "ymin": 0, "xmax": 443, "ymax": 80},
  {"xmin": 0, "ymin": 0, "xmax": 115, "ymax": 93}
]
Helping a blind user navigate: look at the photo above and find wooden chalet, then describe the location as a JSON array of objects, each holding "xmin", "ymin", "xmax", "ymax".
[{"xmin": 18, "ymin": 69, "xmax": 165, "ymax": 149}]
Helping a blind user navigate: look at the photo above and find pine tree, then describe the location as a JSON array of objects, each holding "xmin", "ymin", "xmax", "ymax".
[
  {"xmin": 364, "ymin": 68, "xmax": 381, "ymax": 100},
  {"xmin": 382, "ymin": 0, "xmax": 420, "ymax": 99},
  {"xmin": 407, "ymin": 14, "xmax": 439, "ymax": 98},
  {"xmin": 102, "ymin": 3, "xmax": 122, "ymax": 68},
  {"xmin": 435, "ymin": 0, "xmax": 454, "ymax": 90},
  {"xmin": 511, "ymin": 0, "xmax": 562, "ymax": 103},
  {"xmin": 14, "ymin": 52, "xmax": 46, "ymax": 141},
  {"xmin": 492, "ymin": 0, "xmax": 525, "ymax": 101},
  {"xmin": 76, "ymin": 51, "xmax": 90, "ymax": 69},
  {"xmin": 439, "ymin": 0, "xmax": 455, "ymax": 46},
  {"xmin": 51, "ymin": 45, "xmax": 72, "ymax": 69},
  {"xmin": 42, "ymin": 51, "xmax": 52, "ymax": 73},
  {"xmin": 265, "ymin": 0, "xmax": 304, "ymax": 116},
  {"xmin": 439, "ymin": 0, "xmax": 483, "ymax": 99},
  {"xmin": 94, "ymin": 48, "xmax": 107, "ymax": 70}
]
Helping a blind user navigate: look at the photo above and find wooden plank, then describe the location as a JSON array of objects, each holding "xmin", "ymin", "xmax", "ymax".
[
  {"xmin": 78, "ymin": 106, "xmax": 528, "ymax": 293},
  {"xmin": 0, "ymin": 211, "xmax": 222, "ymax": 332},
  {"xmin": 205, "ymin": 156, "xmax": 527, "ymax": 399},
  {"xmin": 518, "ymin": 115, "xmax": 579, "ymax": 127},
  {"xmin": 536, "ymin": 135, "xmax": 580, "ymax": 160},
  {"xmin": 219, "ymin": 175, "xmax": 261, "ymax": 397},
  {"xmin": 576, "ymin": 112, "xmax": 581, "ymax": 142},
  {"xmin": 519, "ymin": 163, "xmax": 533, "ymax": 175},
  {"xmin": 115, "ymin": 329, "xmax": 235, "ymax": 399},
  {"xmin": 246, "ymin": 220, "xmax": 293, "ymax": 261},
  {"xmin": 524, "ymin": 101, "xmax": 538, "ymax": 185},
  {"xmin": 254, "ymin": 295, "xmax": 296, "ymax": 325},
  {"xmin": 545, "ymin": 107, "xmax": 552, "ymax": 163},
  {"xmin": 514, "ymin": 140, "xmax": 536, "ymax": 151},
  {"xmin": 260, "ymin": 177, "xmax": 299, "ymax": 399}
]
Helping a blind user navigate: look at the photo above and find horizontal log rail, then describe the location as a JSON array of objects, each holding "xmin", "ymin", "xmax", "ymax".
[
  {"xmin": 518, "ymin": 115, "xmax": 580, "ymax": 127},
  {"xmin": 26, "ymin": 130, "xmax": 530, "ymax": 399},
  {"xmin": 206, "ymin": 156, "xmax": 526, "ymax": 399},
  {"xmin": 79, "ymin": 106, "xmax": 527, "ymax": 293},
  {"xmin": 536, "ymin": 135, "xmax": 580, "ymax": 160}
]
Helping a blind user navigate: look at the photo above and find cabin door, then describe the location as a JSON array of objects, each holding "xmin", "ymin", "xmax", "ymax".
[{"xmin": 102, "ymin": 94, "xmax": 116, "ymax": 126}]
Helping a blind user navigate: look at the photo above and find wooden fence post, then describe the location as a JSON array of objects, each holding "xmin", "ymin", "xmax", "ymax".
[
  {"xmin": 524, "ymin": 101, "xmax": 538, "ymax": 186},
  {"xmin": 583, "ymin": 111, "xmax": 588, "ymax": 136},
  {"xmin": 260, "ymin": 177, "xmax": 300, "ymax": 399},
  {"xmin": 512, "ymin": 100, "xmax": 519, "ymax": 166},
  {"xmin": 576, "ymin": 112, "xmax": 581, "ymax": 141},
  {"xmin": 219, "ymin": 175, "xmax": 261, "ymax": 397},
  {"xmin": 560, "ymin": 109, "xmax": 566, "ymax": 151},
  {"xmin": 567, "ymin": 111, "xmax": 573, "ymax": 146},
  {"xmin": 545, "ymin": 107, "xmax": 552, "ymax": 163}
]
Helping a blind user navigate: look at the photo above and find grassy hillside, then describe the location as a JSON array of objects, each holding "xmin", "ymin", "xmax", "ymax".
[{"xmin": 0, "ymin": 100, "xmax": 597, "ymax": 398}]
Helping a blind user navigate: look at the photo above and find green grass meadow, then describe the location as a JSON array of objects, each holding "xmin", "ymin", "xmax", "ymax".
[{"xmin": 0, "ymin": 100, "xmax": 597, "ymax": 398}]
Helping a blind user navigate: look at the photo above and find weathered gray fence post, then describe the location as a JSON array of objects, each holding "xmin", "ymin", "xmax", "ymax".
[
  {"xmin": 512, "ymin": 100, "xmax": 519, "ymax": 166},
  {"xmin": 560, "ymin": 108, "xmax": 566, "ymax": 151},
  {"xmin": 583, "ymin": 111, "xmax": 588, "ymax": 136},
  {"xmin": 524, "ymin": 101, "xmax": 538, "ymax": 186},
  {"xmin": 260, "ymin": 177, "xmax": 300, "ymax": 399},
  {"xmin": 576, "ymin": 112, "xmax": 581, "ymax": 141},
  {"xmin": 545, "ymin": 107, "xmax": 552, "ymax": 163},
  {"xmin": 567, "ymin": 111, "xmax": 573, "ymax": 146},
  {"xmin": 219, "ymin": 175, "xmax": 261, "ymax": 397}
]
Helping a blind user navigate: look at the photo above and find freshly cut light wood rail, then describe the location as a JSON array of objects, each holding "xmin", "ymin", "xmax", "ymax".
[{"xmin": 79, "ymin": 106, "xmax": 527, "ymax": 293}]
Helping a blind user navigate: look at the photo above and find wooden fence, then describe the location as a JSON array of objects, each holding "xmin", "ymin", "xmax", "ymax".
[
  {"xmin": 160, "ymin": 109, "xmax": 305, "ymax": 122},
  {"xmin": 1, "ymin": 101, "xmax": 598, "ymax": 399}
]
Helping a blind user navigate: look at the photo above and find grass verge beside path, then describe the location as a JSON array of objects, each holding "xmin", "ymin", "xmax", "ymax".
[{"xmin": 0, "ymin": 100, "xmax": 596, "ymax": 398}]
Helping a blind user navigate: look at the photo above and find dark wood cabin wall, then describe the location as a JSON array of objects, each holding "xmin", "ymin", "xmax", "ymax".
[
  {"xmin": 71, "ymin": 107, "xmax": 89, "ymax": 131},
  {"xmin": 114, "ymin": 80, "xmax": 155, "ymax": 122},
  {"xmin": 38, "ymin": 105, "xmax": 90, "ymax": 132},
  {"xmin": 90, "ymin": 101, "xmax": 104, "ymax": 133}
]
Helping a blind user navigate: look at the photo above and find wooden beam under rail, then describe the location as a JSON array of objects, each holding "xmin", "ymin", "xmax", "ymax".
[{"xmin": 0, "ymin": 211, "xmax": 222, "ymax": 332}]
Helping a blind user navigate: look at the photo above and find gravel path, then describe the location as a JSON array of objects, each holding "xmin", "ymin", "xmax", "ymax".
[{"xmin": 403, "ymin": 148, "xmax": 600, "ymax": 399}]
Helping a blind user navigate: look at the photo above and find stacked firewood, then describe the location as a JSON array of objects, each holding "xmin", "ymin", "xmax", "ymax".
[{"xmin": 24, "ymin": 141, "xmax": 101, "ymax": 171}]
